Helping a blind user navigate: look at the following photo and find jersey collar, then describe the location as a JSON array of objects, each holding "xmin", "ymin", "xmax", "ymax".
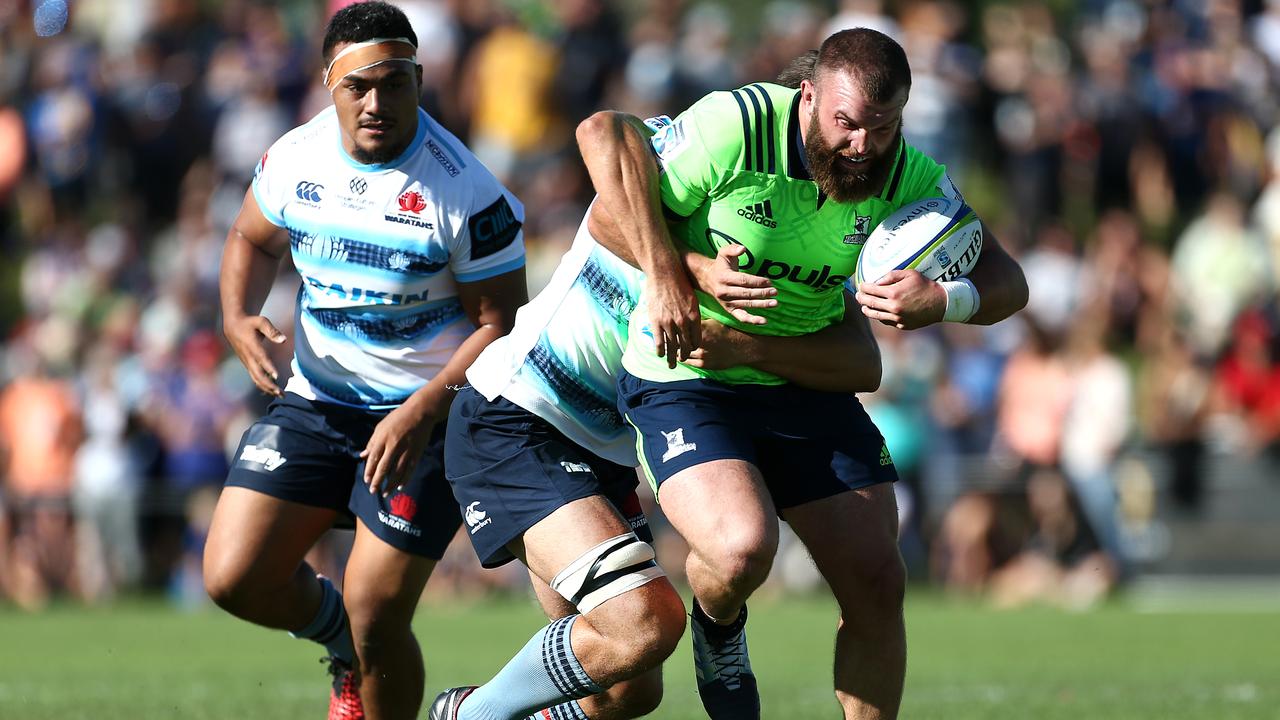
[{"xmin": 786, "ymin": 92, "xmax": 811, "ymax": 182}]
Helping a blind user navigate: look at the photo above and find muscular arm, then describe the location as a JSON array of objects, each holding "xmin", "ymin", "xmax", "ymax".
[
  {"xmin": 856, "ymin": 223, "xmax": 1028, "ymax": 329},
  {"xmin": 963, "ymin": 227, "xmax": 1028, "ymax": 325},
  {"xmin": 578, "ymin": 112, "xmax": 778, "ymax": 329},
  {"xmin": 219, "ymin": 188, "xmax": 291, "ymax": 396},
  {"xmin": 687, "ymin": 291, "xmax": 881, "ymax": 393},
  {"xmin": 577, "ymin": 111, "xmax": 700, "ymax": 367}
]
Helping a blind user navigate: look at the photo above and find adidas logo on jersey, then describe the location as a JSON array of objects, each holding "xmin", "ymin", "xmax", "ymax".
[{"xmin": 738, "ymin": 200, "xmax": 778, "ymax": 228}]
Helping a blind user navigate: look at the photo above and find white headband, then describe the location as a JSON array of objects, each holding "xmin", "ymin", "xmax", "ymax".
[{"xmin": 323, "ymin": 37, "xmax": 418, "ymax": 91}]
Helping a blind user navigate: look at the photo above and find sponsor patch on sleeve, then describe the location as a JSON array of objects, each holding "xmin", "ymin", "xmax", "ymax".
[
  {"xmin": 468, "ymin": 195, "xmax": 522, "ymax": 260},
  {"xmin": 650, "ymin": 118, "xmax": 690, "ymax": 167},
  {"xmin": 937, "ymin": 172, "xmax": 964, "ymax": 202}
]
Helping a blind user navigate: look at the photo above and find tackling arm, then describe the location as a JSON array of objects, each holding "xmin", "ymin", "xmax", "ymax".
[
  {"xmin": 686, "ymin": 291, "xmax": 882, "ymax": 393},
  {"xmin": 577, "ymin": 111, "xmax": 700, "ymax": 367}
]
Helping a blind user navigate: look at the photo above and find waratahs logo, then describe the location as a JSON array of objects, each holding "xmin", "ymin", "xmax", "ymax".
[
  {"xmin": 378, "ymin": 493, "xmax": 423, "ymax": 536},
  {"xmin": 386, "ymin": 188, "xmax": 433, "ymax": 229},
  {"xmin": 387, "ymin": 251, "xmax": 411, "ymax": 272},
  {"xmin": 398, "ymin": 190, "xmax": 427, "ymax": 213},
  {"xmin": 389, "ymin": 494, "xmax": 417, "ymax": 521}
]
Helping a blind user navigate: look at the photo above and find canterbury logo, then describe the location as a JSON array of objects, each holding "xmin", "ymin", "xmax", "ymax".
[
  {"xmin": 464, "ymin": 501, "xmax": 493, "ymax": 534},
  {"xmin": 295, "ymin": 181, "xmax": 323, "ymax": 203},
  {"xmin": 737, "ymin": 200, "xmax": 777, "ymax": 228}
]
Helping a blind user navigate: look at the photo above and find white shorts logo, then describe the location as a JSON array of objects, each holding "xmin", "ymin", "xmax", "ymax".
[
  {"xmin": 660, "ymin": 428, "xmax": 697, "ymax": 463},
  {"xmin": 560, "ymin": 461, "xmax": 593, "ymax": 474},
  {"xmin": 464, "ymin": 501, "xmax": 492, "ymax": 534},
  {"xmin": 240, "ymin": 444, "xmax": 287, "ymax": 471}
]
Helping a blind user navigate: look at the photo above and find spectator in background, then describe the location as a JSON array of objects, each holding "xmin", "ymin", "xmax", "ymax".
[
  {"xmin": 1209, "ymin": 309, "xmax": 1280, "ymax": 458},
  {"xmin": 1060, "ymin": 305, "xmax": 1133, "ymax": 572},
  {"xmin": 145, "ymin": 329, "xmax": 239, "ymax": 603},
  {"xmin": 1139, "ymin": 325, "xmax": 1213, "ymax": 512},
  {"xmin": 550, "ymin": 0, "xmax": 628, "ymax": 127},
  {"xmin": 1170, "ymin": 192, "xmax": 1270, "ymax": 356},
  {"xmin": 463, "ymin": 9, "xmax": 560, "ymax": 182},
  {"xmin": 0, "ymin": 343, "xmax": 84, "ymax": 609},
  {"xmin": 993, "ymin": 318, "xmax": 1073, "ymax": 472},
  {"xmin": 988, "ymin": 467, "xmax": 1117, "ymax": 609},
  {"xmin": 72, "ymin": 345, "xmax": 143, "ymax": 602}
]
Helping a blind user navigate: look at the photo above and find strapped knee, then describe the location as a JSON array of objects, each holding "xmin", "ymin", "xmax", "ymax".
[{"xmin": 550, "ymin": 532, "xmax": 665, "ymax": 614}]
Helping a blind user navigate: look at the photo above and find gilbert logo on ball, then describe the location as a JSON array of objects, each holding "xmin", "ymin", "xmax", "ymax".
[{"xmin": 854, "ymin": 197, "xmax": 983, "ymax": 286}]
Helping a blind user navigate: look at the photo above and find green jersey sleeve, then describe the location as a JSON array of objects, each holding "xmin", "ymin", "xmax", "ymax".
[{"xmin": 650, "ymin": 91, "xmax": 750, "ymax": 218}]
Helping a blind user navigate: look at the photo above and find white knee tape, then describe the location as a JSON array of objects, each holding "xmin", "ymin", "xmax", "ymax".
[{"xmin": 550, "ymin": 533, "xmax": 665, "ymax": 614}]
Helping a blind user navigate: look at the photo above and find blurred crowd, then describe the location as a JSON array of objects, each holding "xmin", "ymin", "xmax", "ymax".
[{"xmin": 2, "ymin": 0, "xmax": 1279, "ymax": 611}]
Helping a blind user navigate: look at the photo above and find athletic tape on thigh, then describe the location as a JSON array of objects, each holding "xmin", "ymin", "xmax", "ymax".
[{"xmin": 549, "ymin": 533, "xmax": 664, "ymax": 614}]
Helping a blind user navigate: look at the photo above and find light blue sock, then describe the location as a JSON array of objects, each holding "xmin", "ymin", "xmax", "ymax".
[
  {"xmin": 459, "ymin": 616, "xmax": 601, "ymax": 720},
  {"xmin": 289, "ymin": 575, "xmax": 354, "ymax": 664},
  {"xmin": 526, "ymin": 700, "xmax": 591, "ymax": 720}
]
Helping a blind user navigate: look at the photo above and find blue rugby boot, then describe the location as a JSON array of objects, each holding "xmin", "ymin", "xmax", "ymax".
[{"xmin": 691, "ymin": 603, "xmax": 759, "ymax": 720}]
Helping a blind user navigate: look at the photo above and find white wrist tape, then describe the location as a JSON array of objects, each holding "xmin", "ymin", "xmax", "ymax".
[{"xmin": 940, "ymin": 278, "xmax": 980, "ymax": 323}]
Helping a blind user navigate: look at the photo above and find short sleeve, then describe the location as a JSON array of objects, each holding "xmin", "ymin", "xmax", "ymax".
[
  {"xmin": 652, "ymin": 92, "xmax": 744, "ymax": 218},
  {"xmin": 886, "ymin": 143, "xmax": 949, "ymax": 207},
  {"xmin": 450, "ymin": 172, "xmax": 526, "ymax": 283},
  {"xmin": 250, "ymin": 144, "xmax": 288, "ymax": 228}
]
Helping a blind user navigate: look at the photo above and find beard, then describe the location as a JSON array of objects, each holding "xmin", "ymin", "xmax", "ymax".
[
  {"xmin": 805, "ymin": 114, "xmax": 901, "ymax": 205},
  {"xmin": 351, "ymin": 140, "xmax": 406, "ymax": 165}
]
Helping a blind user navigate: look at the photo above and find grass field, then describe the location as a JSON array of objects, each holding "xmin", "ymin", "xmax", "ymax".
[{"xmin": 1, "ymin": 591, "xmax": 1276, "ymax": 719}]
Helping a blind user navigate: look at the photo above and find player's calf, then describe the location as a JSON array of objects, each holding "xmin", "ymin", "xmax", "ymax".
[{"xmin": 439, "ymin": 532, "xmax": 682, "ymax": 720}]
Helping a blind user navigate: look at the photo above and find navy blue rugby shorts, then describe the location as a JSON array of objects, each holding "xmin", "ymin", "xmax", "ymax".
[
  {"xmin": 616, "ymin": 369, "xmax": 897, "ymax": 510},
  {"xmin": 446, "ymin": 386, "xmax": 650, "ymax": 569},
  {"xmin": 225, "ymin": 392, "xmax": 461, "ymax": 560}
]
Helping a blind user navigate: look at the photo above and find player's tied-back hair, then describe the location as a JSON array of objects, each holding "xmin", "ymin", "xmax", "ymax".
[
  {"xmin": 322, "ymin": 1, "xmax": 419, "ymax": 65},
  {"xmin": 815, "ymin": 28, "xmax": 912, "ymax": 102}
]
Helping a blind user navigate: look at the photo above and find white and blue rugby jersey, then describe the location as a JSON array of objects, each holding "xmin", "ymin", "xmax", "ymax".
[
  {"xmin": 253, "ymin": 106, "xmax": 525, "ymax": 409},
  {"xmin": 466, "ymin": 212, "xmax": 643, "ymax": 466}
]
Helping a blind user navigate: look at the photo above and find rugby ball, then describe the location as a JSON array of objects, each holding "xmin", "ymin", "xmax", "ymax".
[{"xmin": 854, "ymin": 197, "xmax": 983, "ymax": 286}]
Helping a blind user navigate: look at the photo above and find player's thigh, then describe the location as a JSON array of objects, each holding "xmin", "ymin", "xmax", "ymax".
[
  {"xmin": 203, "ymin": 486, "xmax": 340, "ymax": 590},
  {"xmin": 530, "ymin": 567, "xmax": 575, "ymax": 620},
  {"xmin": 447, "ymin": 389, "xmax": 648, "ymax": 571},
  {"xmin": 344, "ymin": 430, "xmax": 456, "ymax": 623},
  {"xmin": 518, "ymin": 495, "xmax": 640, "ymax": 580},
  {"xmin": 781, "ymin": 484, "xmax": 903, "ymax": 606},
  {"xmin": 658, "ymin": 459, "xmax": 778, "ymax": 563},
  {"xmin": 520, "ymin": 495, "xmax": 678, "ymax": 624},
  {"xmin": 342, "ymin": 519, "xmax": 437, "ymax": 625},
  {"xmin": 208, "ymin": 396, "xmax": 363, "ymax": 588}
]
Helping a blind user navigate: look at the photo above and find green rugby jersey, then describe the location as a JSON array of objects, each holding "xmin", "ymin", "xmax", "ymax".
[{"xmin": 623, "ymin": 82, "xmax": 962, "ymax": 385}]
